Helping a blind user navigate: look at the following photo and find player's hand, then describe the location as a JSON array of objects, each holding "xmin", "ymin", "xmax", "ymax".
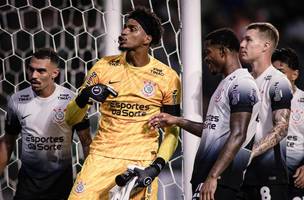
[
  {"xmin": 148, "ymin": 113, "xmax": 180, "ymax": 130},
  {"xmin": 294, "ymin": 165, "xmax": 304, "ymax": 189},
  {"xmin": 199, "ymin": 177, "xmax": 217, "ymax": 200},
  {"xmin": 75, "ymin": 84, "xmax": 118, "ymax": 108},
  {"xmin": 133, "ymin": 157, "xmax": 165, "ymax": 187}
]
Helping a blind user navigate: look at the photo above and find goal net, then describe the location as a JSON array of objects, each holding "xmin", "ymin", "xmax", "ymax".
[{"xmin": 0, "ymin": 0, "xmax": 183, "ymax": 199}]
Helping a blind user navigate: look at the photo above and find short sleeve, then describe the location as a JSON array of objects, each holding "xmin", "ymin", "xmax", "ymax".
[
  {"xmin": 161, "ymin": 71, "xmax": 181, "ymax": 116},
  {"xmin": 5, "ymin": 97, "xmax": 21, "ymax": 135},
  {"xmin": 269, "ymin": 78, "xmax": 293, "ymax": 111},
  {"xmin": 162, "ymin": 72, "xmax": 181, "ymax": 105},
  {"xmin": 229, "ymin": 78, "xmax": 259, "ymax": 113}
]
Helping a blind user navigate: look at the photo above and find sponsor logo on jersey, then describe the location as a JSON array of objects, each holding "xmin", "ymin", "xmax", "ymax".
[
  {"xmin": 231, "ymin": 90, "xmax": 240, "ymax": 105},
  {"xmin": 18, "ymin": 94, "xmax": 31, "ymax": 102},
  {"xmin": 109, "ymin": 58, "xmax": 121, "ymax": 66},
  {"xmin": 172, "ymin": 90, "xmax": 178, "ymax": 104},
  {"xmin": 75, "ymin": 181, "xmax": 85, "ymax": 193},
  {"xmin": 25, "ymin": 133, "xmax": 64, "ymax": 151},
  {"xmin": 287, "ymin": 135, "xmax": 298, "ymax": 148},
  {"xmin": 58, "ymin": 94, "xmax": 71, "ymax": 100},
  {"xmin": 273, "ymin": 82, "xmax": 283, "ymax": 102},
  {"xmin": 298, "ymin": 97, "xmax": 304, "ymax": 102},
  {"xmin": 248, "ymin": 89, "xmax": 257, "ymax": 105},
  {"xmin": 229, "ymin": 75, "xmax": 236, "ymax": 81},
  {"xmin": 150, "ymin": 67, "xmax": 164, "ymax": 76},
  {"xmin": 110, "ymin": 101, "xmax": 150, "ymax": 117},
  {"xmin": 141, "ymin": 81, "xmax": 156, "ymax": 97},
  {"xmin": 85, "ymin": 72, "xmax": 97, "ymax": 86},
  {"xmin": 21, "ymin": 114, "xmax": 31, "ymax": 120},
  {"xmin": 108, "ymin": 80, "xmax": 120, "ymax": 84},
  {"xmin": 265, "ymin": 75, "xmax": 272, "ymax": 80},
  {"xmin": 203, "ymin": 115, "xmax": 219, "ymax": 130},
  {"xmin": 53, "ymin": 108, "xmax": 65, "ymax": 123}
]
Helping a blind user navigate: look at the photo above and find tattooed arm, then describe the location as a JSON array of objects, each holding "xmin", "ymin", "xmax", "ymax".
[{"xmin": 251, "ymin": 108, "xmax": 290, "ymax": 158}]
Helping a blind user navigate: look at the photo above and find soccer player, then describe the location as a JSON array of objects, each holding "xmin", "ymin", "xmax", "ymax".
[
  {"xmin": 65, "ymin": 7, "xmax": 181, "ymax": 200},
  {"xmin": 272, "ymin": 47, "xmax": 304, "ymax": 200},
  {"xmin": 149, "ymin": 28, "xmax": 259, "ymax": 200},
  {"xmin": 0, "ymin": 48, "xmax": 92, "ymax": 200},
  {"xmin": 239, "ymin": 22, "xmax": 293, "ymax": 200}
]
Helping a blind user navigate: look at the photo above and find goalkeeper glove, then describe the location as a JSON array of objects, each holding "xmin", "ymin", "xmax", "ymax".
[
  {"xmin": 133, "ymin": 157, "xmax": 166, "ymax": 187},
  {"xmin": 75, "ymin": 84, "xmax": 118, "ymax": 108}
]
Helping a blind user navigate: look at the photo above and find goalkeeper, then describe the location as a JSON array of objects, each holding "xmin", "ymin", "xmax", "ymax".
[{"xmin": 66, "ymin": 7, "xmax": 181, "ymax": 200}]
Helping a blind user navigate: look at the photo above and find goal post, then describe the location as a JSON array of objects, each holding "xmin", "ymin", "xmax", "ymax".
[{"xmin": 181, "ymin": 0, "xmax": 202, "ymax": 199}]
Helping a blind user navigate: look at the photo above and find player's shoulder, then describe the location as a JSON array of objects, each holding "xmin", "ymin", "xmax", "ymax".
[
  {"xmin": 56, "ymin": 84, "xmax": 76, "ymax": 100},
  {"xmin": 270, "ymin": 66, "xmax": 289, "ymax": 82},
  {"xmin": 10, "ymin": 86, "xmax": 34, "ymax": 103},
  {"xmin": 94, "ymin": 54, "xmax": 124, "ymax": 68},
  {"xmin": 150, "ymin": 57, "xmax": 179, "ymax": 78}
]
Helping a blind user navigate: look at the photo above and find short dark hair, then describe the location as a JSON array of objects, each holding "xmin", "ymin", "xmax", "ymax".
[
  {"xmin": 128, "ymin": 7, "xmax": 163, "ymax": 46},
  {"xmin": 32, "ymin": 48, "xmax": 59, "ymax": 67},
  {"xmin": 204, "ymin": 28, "xmax": 240, "ymax": 52},
  {"xmin": 271, "ymin": 48, "xmax": 300, "ymax": 71}
]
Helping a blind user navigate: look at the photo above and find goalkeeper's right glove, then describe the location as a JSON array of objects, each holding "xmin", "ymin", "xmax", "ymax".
[
  {"xmin": 133, "ymin": 157, "xmax": 166, "ymax": 187},
  {"xmin": 75, "ymin": 84, "xmax": 118, "ymax": 108}
]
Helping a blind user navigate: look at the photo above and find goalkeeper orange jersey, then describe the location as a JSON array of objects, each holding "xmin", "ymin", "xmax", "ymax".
[{"xmin": 83, "ymin": 53, "xmax": 181, "ymax": 161}]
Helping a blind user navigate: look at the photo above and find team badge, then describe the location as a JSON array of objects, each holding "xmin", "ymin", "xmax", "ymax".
[
  {"xmin": 214, "ymin": 87, "xmax": 224, "ymax": 102},
  {"xmin": 141, "ymin": 81, "xmax": 156, "ymax": 97},
  {"xmin": 53, "ymin": 108, "xmax": 65, "ymax": 123},
  {"xmin": 291, "ymin": 109, "xmax": 304, "ymax": 125},
  {"xmin": 75, "ymin": 181, "xmax": 85, "ymax": 193}
]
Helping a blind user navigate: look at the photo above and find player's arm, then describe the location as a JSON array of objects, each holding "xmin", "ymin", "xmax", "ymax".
[
  {"xmin": 65, "ymin": 65, "xmax": 118, "ymax": 126},
  {"xmin": 0, "ymin": 134, "xmax": 18, "ymax": 174},
  {"xmin": 149, "ymin": 113, "xmax": 203, "ymax": 137},
  {"xmin": 200, "ymin": 79, "xmax": 259, "ymax": 200},
  {"xmin": 251, "ymin": 108, "xmax": 290, "ymax": 158},
  {"xmin": 1, "ymin": 98, "xmax": 20, "ymax": 174},
  {"xmin": 293, "ymin": 165, "xmax": 304, "ymax": 189},
  {"xmin": 251, "ymin": 78, "xmax": 292, "ymax": 158},
  {"xmin": 200, "ymin": 112, "xmax": 252, "ymax": 199},
  {"xmin": 73, "ymin": 116, "xmax": 91, "ymax": 159}
]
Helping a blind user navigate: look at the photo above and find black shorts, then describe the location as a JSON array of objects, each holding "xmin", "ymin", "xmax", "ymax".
[
  {"xmin": 288, "ymin": 184, "xmax": 304, "ymax": 200},
  {"xmin": 237, "ymin": 184, "xmax": 288, "ymax": 200},
  {"xmin": 14, "ymin": 167, "xmax": 73, "ymax": 200},
  {"xmin": 192, "ymin": 183, "xmax": 239, "ymax": 200}
]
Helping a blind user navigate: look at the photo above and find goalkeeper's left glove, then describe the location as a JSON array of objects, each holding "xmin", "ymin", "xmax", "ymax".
[{"xmin": 133, "ymin": 157, "xmax": 166, "ymax": 187}]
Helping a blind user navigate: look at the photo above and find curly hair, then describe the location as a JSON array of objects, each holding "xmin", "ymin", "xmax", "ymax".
[{"xmin": 128, "ymin": 7, "xmax": 163, "ymax": 46}]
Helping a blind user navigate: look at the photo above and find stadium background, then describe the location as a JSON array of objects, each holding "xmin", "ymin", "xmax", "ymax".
[{"xmin": 0, "ymin": 0, "xmax": 303, "ymax": 199}]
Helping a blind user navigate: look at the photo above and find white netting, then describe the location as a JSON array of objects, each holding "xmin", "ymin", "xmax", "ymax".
[{"xmin": 0, "ymin": 0, "xmax": 183, "ymax": 199}]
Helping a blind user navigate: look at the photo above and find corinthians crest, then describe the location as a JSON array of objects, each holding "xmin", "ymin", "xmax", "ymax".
[
  {"xmin": 53, "ymin": 108, "xmax": 65, "ymax": 123},
  {"xmin": 141, "ymin": 80, "xmax": 156, "ymax": 97}
]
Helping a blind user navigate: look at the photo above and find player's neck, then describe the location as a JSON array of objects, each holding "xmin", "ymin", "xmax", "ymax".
[
  {"xmin": 35, "ymin": 84, "xmax": 56, "ymax": 98},
  {"xmin": 251, "ymin": 58, "xmax": 271, "ymax": 79},
  {"xmin": 126, "ymin": 48, "xmax": 150, "ymax": 67},
  {"xmin": 223, "ymin": 56, "xmax": 242, "ymax": 77}
]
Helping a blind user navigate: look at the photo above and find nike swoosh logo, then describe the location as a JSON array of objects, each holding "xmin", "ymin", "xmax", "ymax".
[
  {"xmin": 108, "ymin": 80, "xmax": 120, "ymax": 84},
  {"xmin": 21, "ymin": 114, "xmax": 31, "ymax": 119}
]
